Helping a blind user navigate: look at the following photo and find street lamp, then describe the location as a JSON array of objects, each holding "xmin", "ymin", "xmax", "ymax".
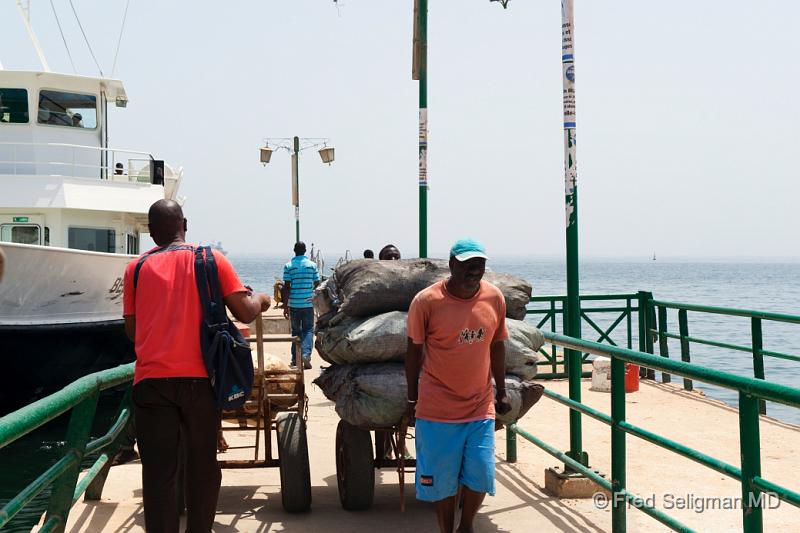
[{"xmin": 259, "ymin": 136, "xmax": 334, "ymax": 243}]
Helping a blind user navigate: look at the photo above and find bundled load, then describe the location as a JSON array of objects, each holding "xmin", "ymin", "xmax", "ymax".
[
  {"xmin": 313, "ymin": 258, "xmax": 544, "ymax": 429},
  {"xmin": 314, "ymin": 363, "xmax": 544, "ymax": 428},
  {"xmin": 328, "ymin": 259, "xmax": 532, "ymax": 320},
  {"xmin": 315, "ymin": 311, "xmax": 544, "ymax": 381}
]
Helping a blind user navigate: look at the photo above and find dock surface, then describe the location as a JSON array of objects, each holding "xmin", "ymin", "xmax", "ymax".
[{"xmin": 62, "ymin": 330, "xmax": 800, "ymax": 532}]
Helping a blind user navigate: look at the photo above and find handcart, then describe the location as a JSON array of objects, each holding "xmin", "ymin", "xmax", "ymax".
[
  {"xmin": 217, "ymin": 314, "xmax": 312, "ymax": 513},
  {"xmin": 335, "ymin": 417, "xmax": 415, "ymax": 512}
]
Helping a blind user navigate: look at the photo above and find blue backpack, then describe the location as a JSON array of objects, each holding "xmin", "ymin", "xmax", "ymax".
[{"xmin": 193, "ymin": 246, "xmax": 254, "ymax": 409}]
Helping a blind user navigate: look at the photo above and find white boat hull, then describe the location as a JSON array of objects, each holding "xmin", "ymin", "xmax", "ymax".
[{"xmin": 0, "ymin": 242, "xmax": 132, "ymax": 326}]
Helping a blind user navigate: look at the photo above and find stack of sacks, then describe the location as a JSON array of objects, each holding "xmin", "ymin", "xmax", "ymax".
[{"xmin": 313, "ymin": 259, "xmax": 546, "ymax": 429}]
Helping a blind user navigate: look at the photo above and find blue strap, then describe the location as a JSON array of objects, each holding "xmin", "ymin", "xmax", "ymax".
[{"xmin": 194, "ymin": 246, "xmax": 228, "ymax": 324}]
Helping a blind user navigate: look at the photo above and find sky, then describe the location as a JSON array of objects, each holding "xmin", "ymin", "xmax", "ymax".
[{"xmin": 1, "ymin": 1, "xmax": 798, "ymax": 260}]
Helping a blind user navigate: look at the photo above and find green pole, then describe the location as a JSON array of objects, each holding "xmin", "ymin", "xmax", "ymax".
[
  {"xmin": 611, "ymin": 357, "xmax": 627, "ymax": 532},
  {"xmin": 293, "ymin": 135, "xmax": 300, "ymax": 243},
  {"xmin": 739, "ymin": 392, "xmax": 764, "ymax": 532},
  {"xmin": 415, "ymin": 0, "xmax": 428, "ymax": 258},
  {"xmin": 562, "ymin": 0, "xmax": 586, "ymax": 467}
]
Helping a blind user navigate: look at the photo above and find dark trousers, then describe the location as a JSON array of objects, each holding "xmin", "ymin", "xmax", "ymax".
[
  {"xmin": 133, "ymin": 378, "xmax": 221, "ymax": 533},
  {"xmin": 289, "ymin": 307, "xmax": 315, "ymax": 365}
]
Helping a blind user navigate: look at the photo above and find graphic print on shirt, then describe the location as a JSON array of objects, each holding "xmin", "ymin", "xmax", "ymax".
[{"xmin": 458, "ymin": 327, "xmax": 486, "ymax": 345}]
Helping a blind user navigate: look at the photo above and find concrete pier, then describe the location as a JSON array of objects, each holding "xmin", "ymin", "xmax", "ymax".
[{"xmin": 61, "ymin": 332, "xmax": 800, "ymax": 532}]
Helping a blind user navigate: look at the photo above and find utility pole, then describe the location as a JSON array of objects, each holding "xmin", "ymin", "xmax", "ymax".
[
  {"xmin": 292, "ymin": 136, "xmax": 300, "ymax": 242},
  {"xmin": 561, "ymin": 0, "xmax": 586, "ymax": 469},
  {"xmin": 413, "ymin": 0, "xmax": 428, "ymax": 258}
]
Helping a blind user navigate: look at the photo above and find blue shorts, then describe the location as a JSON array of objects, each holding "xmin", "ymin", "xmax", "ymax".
[{"xmin": 414, "ymin": 418, "xmax": 496, "ymax": 502}]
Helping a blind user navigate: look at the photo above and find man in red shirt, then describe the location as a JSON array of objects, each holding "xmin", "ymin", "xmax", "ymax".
[
  {"xmin": 123, "ymin": 199, "xmax": 271, "ymax": 533},
  {"xmin": 406, "ymin": 238, "xmax": 511, "ymax": 533}
]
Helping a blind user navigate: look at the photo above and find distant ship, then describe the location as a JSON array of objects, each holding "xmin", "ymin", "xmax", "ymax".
[{"xmin": 208, "ymin": 241, "xmax": 228, "ymax": 256}]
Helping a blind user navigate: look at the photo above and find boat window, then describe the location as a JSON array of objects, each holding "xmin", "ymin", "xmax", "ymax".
[
  {"xmin": 0, "ymin": 88, "xmax": 29, "ymax": 123},
  {"xmin": 45, "ymin": 227, "xmax": 50, "ymax": 246},
  {"xmin": 126, "ymin": 233, "xmax": 139, "ymax": 255},
  {"xmin": 68, "ymin": 227, "xmax": 116, "ymax": 253},
  {"xmin": 0, "ymin": 224, "xmax": 41, "ymax": 245},
  {"xmin": 37, "ymin": 90, "xmax": 97, "ymax": 129}
]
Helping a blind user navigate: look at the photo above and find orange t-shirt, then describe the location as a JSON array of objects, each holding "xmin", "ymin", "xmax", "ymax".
[
  {"xmin": 407, "ymin": 279, "xmax": 509, "ymax": 423},
  {"xmin": 122, "ymin": 244, "xmax": 246, "ymax": 384}
]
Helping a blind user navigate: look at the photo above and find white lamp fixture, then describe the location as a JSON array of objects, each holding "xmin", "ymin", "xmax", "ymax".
[
  {"xmin": 318, "ymin": 145, "xmax": 335, "ymax": 165},
  {"xmin": 260, "ymin": 146, "xmax": 274, "ymax": 166}
]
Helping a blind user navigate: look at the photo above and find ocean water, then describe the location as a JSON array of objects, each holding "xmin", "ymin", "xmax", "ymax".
[{"xmin": 2, "ymin": 257, "xmax": 798, "ymax": 530}]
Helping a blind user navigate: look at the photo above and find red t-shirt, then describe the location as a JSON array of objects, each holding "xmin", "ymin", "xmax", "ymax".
[
  {"xmin": 122, "ymin": 244, "xmax": 246, "ymax": 384},
  {"xmin": 407, "ymin": 279, "xmax": 509, "ymax": 423}
]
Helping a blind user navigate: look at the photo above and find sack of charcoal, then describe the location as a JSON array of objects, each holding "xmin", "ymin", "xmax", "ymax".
[
  {"xmin": 329, "ymin": 259, "xmax": 532, "ymax": 320},
  {"xmin": 315, "ymin": 311, "xmax": 544, "ymax": 381},
  {"xmin": 313, "ymin": 362, "xmax": 544, "ymax": 428}
]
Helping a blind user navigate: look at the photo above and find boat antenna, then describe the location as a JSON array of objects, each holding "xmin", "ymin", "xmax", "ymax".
[
  {"xmin": 68, "ymin": 0, "xmax": 104, "ymax": 76},
  {"xmin": 16, "ymin": 0, "xmax": 51, "ymax": 72},
  {"xmin": 111, "ymin": 0, "xmax": 131, "ymax": 78},
  {"xmin": 49, "ymin": 0, "xmax": 77, "ymax": 73}
]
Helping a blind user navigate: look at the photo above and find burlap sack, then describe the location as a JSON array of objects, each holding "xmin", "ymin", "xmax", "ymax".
[
  {"xmin": 313, "ymin": 362, "xmax": 544, "ymax": 428},
  {"xmin": 332, "ymin": 259, "xmax": 531, "ymax": 320}
]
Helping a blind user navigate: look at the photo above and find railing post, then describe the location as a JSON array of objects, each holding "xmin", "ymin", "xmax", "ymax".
[
  {"xmin": 550, "ymin": 300, "xmax": 557, "ymax": 373},
  {"xmin": 657, "ymin": 305, "xmax": 672, "ymax": 383},
  {"xmin": 44, "ymin": 393, "xmax": 99, "ymax": 532},
  {"xmin": 611, "ymin": 356, "xmax": 627, "ymax": 532},
  {"xmin": 506, "ymin": 424, "xmax": 517, "ymax": 463},
  {"xmin": 751, "ymin": 318, "xmax": 767, "ymax": 415},
  {"xmin": 637, "ymin": 291, "xmax": 655, "ymax": 379},
  {"xmin": 678, "ymin": 309, "xmax": 693, "ymax": 391},
  {"xmin": 738, "ymin": 392, "xmax": 763, "ymax": 533},
  {"xmin": 625, "ymin": 297, "xmax": 633, "ymax": 349}
]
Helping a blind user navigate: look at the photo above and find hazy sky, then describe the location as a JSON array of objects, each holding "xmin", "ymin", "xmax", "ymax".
[{"xmin": 2, "ymin": 1, "xmax": 798, "ymax": 259}]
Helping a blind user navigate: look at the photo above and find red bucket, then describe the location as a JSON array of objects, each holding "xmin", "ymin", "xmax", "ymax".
[{"xmin": 625, "ymin": 363, "xmax": 640, "ymax": 393}]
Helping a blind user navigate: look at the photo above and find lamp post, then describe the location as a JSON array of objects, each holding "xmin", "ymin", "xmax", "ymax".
[{"xmin": 260, "ymin": 136, "xmax": 334, "ymax": 243}]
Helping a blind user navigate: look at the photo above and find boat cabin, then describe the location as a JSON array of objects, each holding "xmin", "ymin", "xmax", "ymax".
[{"xmin": 0, "ymin": 71, "xmax": 181, "ymax": 255}]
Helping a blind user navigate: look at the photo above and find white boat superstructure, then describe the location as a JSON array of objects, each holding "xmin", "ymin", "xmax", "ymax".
[{"xmin": 0, "ymin": 70, "xmax": 184, "ymax": 326}]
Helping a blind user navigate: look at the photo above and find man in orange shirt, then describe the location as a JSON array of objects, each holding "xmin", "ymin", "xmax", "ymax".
[
  {"xmin": 123, "ymin": 199, "xmax": 271, "ymax": 533},
  {"xmin": 406, "ymin": 238, "xmax": 511, "ymax": 533}
]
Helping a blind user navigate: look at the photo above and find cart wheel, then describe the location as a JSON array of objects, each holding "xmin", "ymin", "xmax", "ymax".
[
  {"xmin": 335, "ymin": 420, "xmax": 375, "ymax": 511},
  {"xmin": 276, "ymin": 412, "xmax": 312, "ymax": 513}
]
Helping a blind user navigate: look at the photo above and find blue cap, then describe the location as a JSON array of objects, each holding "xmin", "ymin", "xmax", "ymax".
[{"xmin": 449, "ymin": 238, "xmax": 489, "ymax": 262}]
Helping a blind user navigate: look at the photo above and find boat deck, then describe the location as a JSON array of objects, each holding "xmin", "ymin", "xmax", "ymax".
[{"xmin": 60, "ymin": 337, "xmax": 800, "ymax": 532}]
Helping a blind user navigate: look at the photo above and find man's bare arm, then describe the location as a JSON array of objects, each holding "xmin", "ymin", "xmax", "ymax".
[
  {"xmin": 124, "ymin": 315, "xmax": 136, "ymax": 342},
  {"xmin": 405, "ymin": 339, "xmax": 424, "ymax": 421},
  {"xmin": 225, "ymin": 291, "xmax": 271, "ymax": 324},
  {"xmin": 490, "ymin": 340, "xmax": 512, "ymax": 414}
]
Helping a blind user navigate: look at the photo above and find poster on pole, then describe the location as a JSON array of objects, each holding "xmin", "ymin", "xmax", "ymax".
[
  {"xmin": 418, "ymin": 108, "xmax": 428, "ymax": 187},
  {"xmin": 562, "ymin": 0, "xmax": 577, "ymax": 228}
]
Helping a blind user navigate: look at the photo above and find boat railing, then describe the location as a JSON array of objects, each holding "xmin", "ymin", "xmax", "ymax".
[
  {"xmin": 0, "ymin": 363, "xmax": 134, "ymax": 531},
  {"xmin": 506, "ymin": 331, "xmax": 800, "ymax": 533},
  {"xmin": 0, "ymin": 141, "xmax": 160, "ymax": 182}
]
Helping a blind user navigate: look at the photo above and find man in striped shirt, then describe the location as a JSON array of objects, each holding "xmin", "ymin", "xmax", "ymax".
[{"xmin": 282, "ymin": 242, "xmax": 320, "ymax": 368}]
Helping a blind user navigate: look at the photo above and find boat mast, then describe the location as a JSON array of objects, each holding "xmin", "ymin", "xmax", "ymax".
[{"xmin": 16, "ymin": 0, "xmax": 51, "ymax": 72}]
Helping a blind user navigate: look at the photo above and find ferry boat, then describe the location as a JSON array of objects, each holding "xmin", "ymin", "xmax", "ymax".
[{"xmin": 0, "ymin": 70, "xmax": 183, "ymax": 411}]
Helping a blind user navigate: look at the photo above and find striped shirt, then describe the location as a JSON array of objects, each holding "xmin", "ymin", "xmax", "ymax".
[{"xmin": 283, "ymin": 255, "xmax": 320, "ymax": 309}]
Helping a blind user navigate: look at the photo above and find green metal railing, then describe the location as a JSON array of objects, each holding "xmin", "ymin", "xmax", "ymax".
[
  {"xmin": 643, "ymin": 297, "xmax": 800, "ymax": 414},
  {"xmin": 0, "ymin": 363, "xmax": 134, "ymax": 532},
  {"xmin": 528, "ymin": 293, "xmax": 640, "ymax": 378},
  {"xmin": 506, "ymin": 332, "xmax": 800, "ymax": 533}
]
